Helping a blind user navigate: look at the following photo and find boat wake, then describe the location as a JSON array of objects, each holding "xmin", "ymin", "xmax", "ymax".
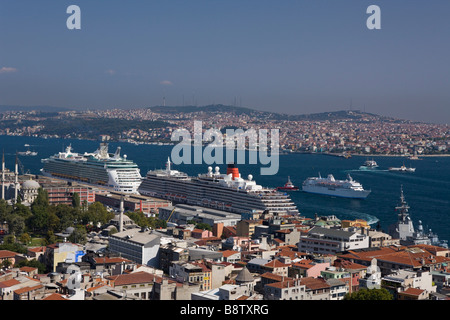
[{"xmin": 301, "ymin": 202, "xmax": 379, "ymax": 225}]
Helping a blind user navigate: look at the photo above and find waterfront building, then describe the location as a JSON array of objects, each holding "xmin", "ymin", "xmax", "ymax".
[
  {"xmin": 95, "ymin": 191, "xmax": 171, "ymax": 216},
  {"xmin": 298, "ymin": 226, "xmax": 370, "ymax": 255}
]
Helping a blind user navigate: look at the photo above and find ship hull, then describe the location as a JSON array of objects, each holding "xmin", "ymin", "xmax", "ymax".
[
  {"xmin": 302, "ymin": 185, "xmax": 371, "ymax": 199},
  {"xmin": 138, "ymin": 165, "xmax": 300, "ymax": 215}
]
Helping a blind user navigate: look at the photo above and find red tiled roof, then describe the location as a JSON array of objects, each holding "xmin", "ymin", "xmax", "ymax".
[
  {"xmin": 19, "ymin": 266, "xmax": 38, "ymax": 273},
  {"xmin": 266, "ymin": 279, "xmax": 298, "ymax": 289},
  {"xmin": 264, "ymin": 259, "xmax": 289, "ymax": 268},
  {"xmin": 260, "ymin": 272, "xmax": 292, "ymax": 282},
  {"xmin": 0, "ymin": 279, "xmax": 21, "ymax": 288},
  {"xmin": 14, "ymin": 284, "xmax": 43, "ymax": 295},
  {"xmin": 86, "ymin": 284, "xmax": 106, "ymax": 293},
  {"xmin": 42, "ymin": 293, "xmax": 68, "ymax": 300},
  {"xmin": 221, "ymin": 250, "xmax": 240, "ymax": 258},
  {"xmin": 401, "ymin": 288, "xmax": 424, "ymax": 296},
  {"xmin": 408, "ymin": 244, "xmax": 450, "ymax": 253},
  {"xmin": 191, "ymin": 262, "xmax": 211, "ymax": 272},
  {"xmin": 339, "ymin": 246, "xmax": 450, "ymax": 268},
  {"xmin": 0, "ymin": 250, "xmax": 17, "ymax": 259},
  {"xmin": 94, "ymin": 257, "xmax": 131, "ymax": 264},
  {"xmin": 333, "ymin": 260, "xmax": 368, "ymax": 271},
  {"xmin": 275, "ymin": 229, "xmax": 291, "ymax": 234},
  {"xmin": 27, "ymin": 247, "xmax": 46, "ymax": 253},
  {"xmin": 292, "ymin": 259, "xmax": 314, "ymax": 269},
  {"xmin": 300, "ymin": 277, "xmax": 330, "ymax": 290},
  {"xmin": 107, "ymin": 271, "xmax": 157, "ymax": 286}
]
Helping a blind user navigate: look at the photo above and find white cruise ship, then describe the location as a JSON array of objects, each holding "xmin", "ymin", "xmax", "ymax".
[
  {"xmin": 138, "ymin": 158, "xmax": 299, "ymax": 216},
  {"xmin": 302, "ymin": 173, "xmax": 371, "ymax": 199},
  {"xmin": 41, "ymin": 143, "xmax": 142, "ymax": 194}
]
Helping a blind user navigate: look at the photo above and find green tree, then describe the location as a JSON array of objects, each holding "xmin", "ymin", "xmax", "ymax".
[
  {"xmin": 108, "ymin": 226, "xmax": 118, "ymax": 235},
  {"xmin": 0, "ymin": 199, "xmax": 12, "ymax": 222},
  {"xmin": 3, "ymin": 234, "xmax": 16, "ymax": 245},
  {"xmin": 13, "ymin": 203, "xmax": 32, "ymax": 220},
  {"xmin": 32, "ymin": 188, "xmax": 49, "ymax": 208},
  {"xmin": 19, "ymin": 232, "xmax": 31, "ymax": 245},
  {"xmin": 54, "ymin": 204, "xmax": 80, "ymax": 230},
  {"xmin": 83, "ymin": 202, "xmax": 113, "ymax": 226},
  {"xmin": 187, "ymin": 220, "xmax": 212, "ymax": 231},
  {"xmin": 344, "ymin": 288, "xmax": 393, "ymax": 300},
  {"xmin": 6, "ymin": 214, "xmax": 25, "ymax": 236},
  {"xmin": 47, "ymin": 210, "xmax": 60, "ymax": 232},
  {"xmin": 72, "ymin": 192, "xmax": 80, "ymax": 209},
  {"xmin": 125, "ymin": 211, "xmax": 167, "ymax": 229},
  {"xmin": 28, "ymin": 188, "xmax": 50, "ymax": 234},
  {"xmin": 2, "ymin": 259, "xmax": 12, "ymax": 269},
  {"xmin": 15, "ymin": 259, "xmax": 47, "ymax": 274},
  {"xmin": 126, "ymin": 211, "xmax": 147, "ymax": 227},
  {"xmin": 44, "ymin": 230, "xmax": 57, "ymax": 245},
  {"xmin": 68, "ymin": 226, "xmax": 87, "ymax": 244},
  {"xmin": 29, "ymin": 206, "xmax": 48, "ymax": 233},
  {"xmin": 0, "ymin": 236, "xmax": 27, "ymax": 254}
]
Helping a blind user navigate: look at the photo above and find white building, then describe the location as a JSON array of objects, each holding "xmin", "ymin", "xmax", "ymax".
[
  {"xmin": 298, "ymin": 226, "xmax": 370, "ymax": 255},
  {"xmin": 382, "ymin": 269, "xmax": 437, "ymax": 298},
  {"xmin": 108, "ymin": 227, "xmax": 160, "ymax": 268}
]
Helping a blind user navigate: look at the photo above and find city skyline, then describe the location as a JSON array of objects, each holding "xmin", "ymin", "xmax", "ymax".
[{"xmin": 0, "ymin": 1, "xmax": 449, "ymax": 124}]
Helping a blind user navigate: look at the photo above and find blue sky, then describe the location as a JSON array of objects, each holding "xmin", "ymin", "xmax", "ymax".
[{"xmin": 0, "ymin": 0, "xmax": 449, "ymax": 123}]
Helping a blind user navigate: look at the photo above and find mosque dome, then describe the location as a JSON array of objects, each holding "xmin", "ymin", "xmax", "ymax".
[{"xmin": 22, "ymin": 179, "xmax": 40, "ymax": 189}]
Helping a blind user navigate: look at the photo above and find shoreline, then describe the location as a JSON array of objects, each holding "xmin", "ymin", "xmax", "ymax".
[
  {"xmin": 2, "ymin": 135, "xmax": 450, "ymax": 158},
  {"xmin": 286, "ymin": 151, "xmax": 450, "ymax": 158},
  {"xmin": 345, "ymin": 153, "xmax": 450, "ymax": 158}
]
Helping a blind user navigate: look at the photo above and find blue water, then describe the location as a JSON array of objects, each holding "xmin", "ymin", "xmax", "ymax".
[{"xmin": 1, "ymin": 135, "xmax": 449, "ymax": 243}]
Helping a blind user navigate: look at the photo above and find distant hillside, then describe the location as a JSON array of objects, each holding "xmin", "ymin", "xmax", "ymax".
[
  {"xmin": 0, "ymin": 105, "xmax": 71, "ymax": 113},
  {"xmin": 149, "ymin": 104, "xmax": 273, "ymax": 116},
  {"xmin": 149, "ymin": 104, "xmax": 402, "ymax": 123}
]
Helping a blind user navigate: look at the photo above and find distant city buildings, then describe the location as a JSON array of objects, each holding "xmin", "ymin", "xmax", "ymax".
[{"xmin": 1, "ymin": 107, "xmax": 449, "ymax": 156}]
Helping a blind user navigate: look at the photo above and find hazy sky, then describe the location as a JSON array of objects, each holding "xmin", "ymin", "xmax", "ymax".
[{"xmin": 0, "ymin": 0, "xmax": 449, "ymax": 124}]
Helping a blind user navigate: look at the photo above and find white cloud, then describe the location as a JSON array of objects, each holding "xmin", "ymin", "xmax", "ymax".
[
  {"xmin": 105, "ymin": 69, "xmax": 116, "ymax": 76},
  {"xmin": 160, "ymin": 80, "xmax": 173, "ymax": 85},
  {"xmin": 0, "ymin": 67, "xmax": 17, "ymax": 74}
]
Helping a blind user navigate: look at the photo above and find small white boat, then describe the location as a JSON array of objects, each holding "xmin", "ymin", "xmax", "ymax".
[
  {"xmin": 388, "ymin": 164, "xmax": 415, "ymax": 172},
  {"xmin": 360, "ymin": 159, "xmax": 378, "ymax": 169}
]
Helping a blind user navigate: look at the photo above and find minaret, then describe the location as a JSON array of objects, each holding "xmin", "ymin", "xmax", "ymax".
[
  {"xmin": 1, "ymin": 151, "xmax": 5, "ymax": 200},
  {"xmin": 119, "ymin": 195, "xmax": 124, "ymax": 232},
  {"xmin": 14, "ymin": 153, "xmax": 18, "ymax": 204},
  {"xmin": 166, "ymin": 157, "xmax": 171, "ymax": 173}
]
